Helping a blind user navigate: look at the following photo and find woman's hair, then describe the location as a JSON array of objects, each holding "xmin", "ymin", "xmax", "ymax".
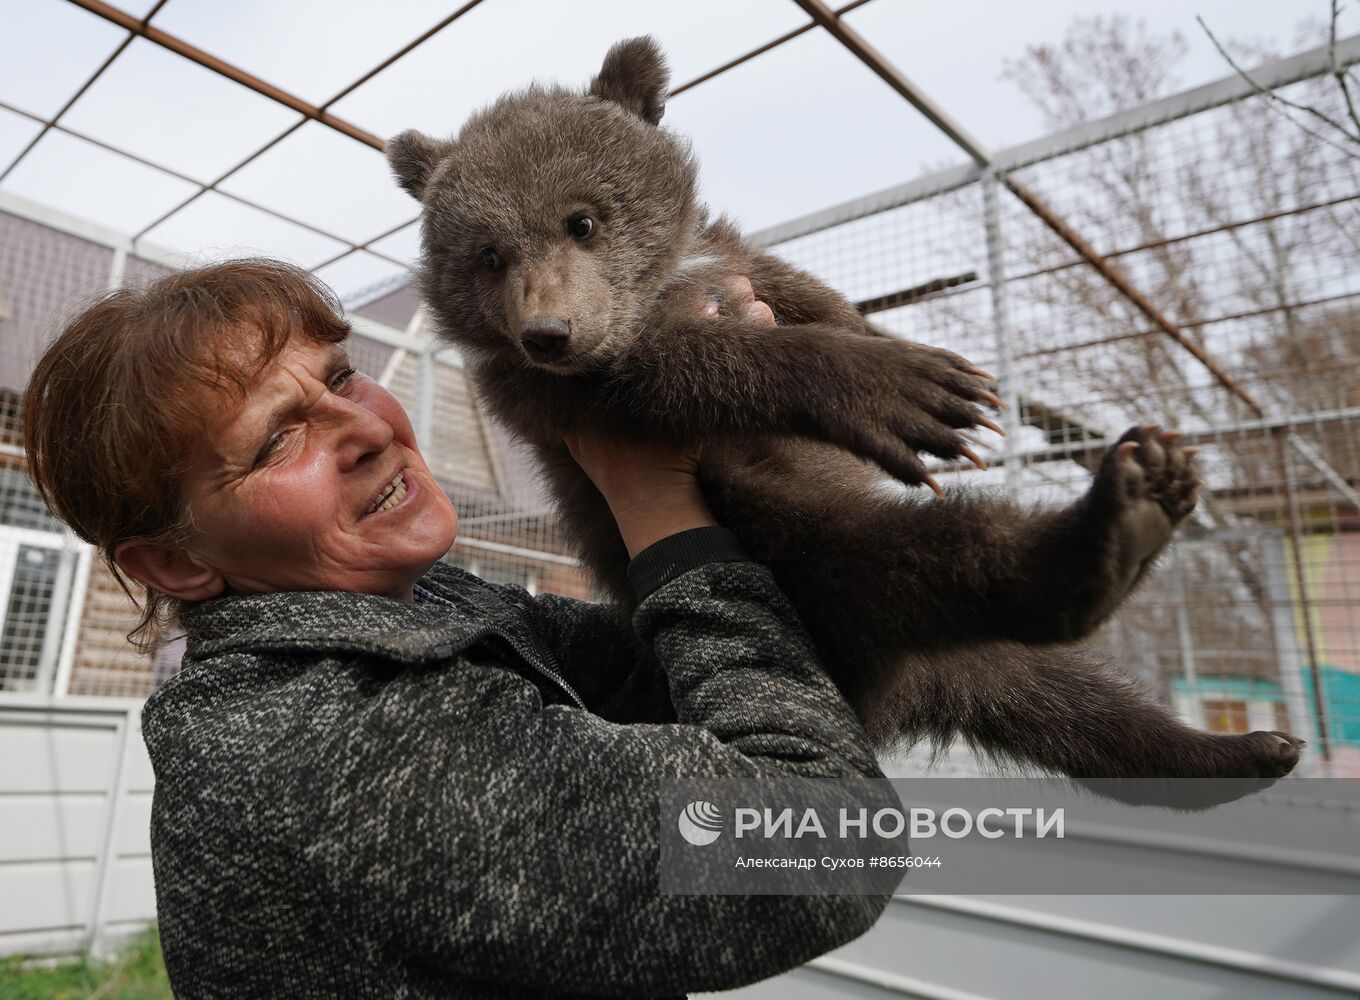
[{"xmin": 22, "ymin": 259, "xmax": 351, "ymax": 651}]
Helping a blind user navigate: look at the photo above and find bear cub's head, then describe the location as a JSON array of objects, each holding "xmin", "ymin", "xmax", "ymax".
[{"xmin": 387, "ymin": 36, "xmax": 700, "ymax": 375}]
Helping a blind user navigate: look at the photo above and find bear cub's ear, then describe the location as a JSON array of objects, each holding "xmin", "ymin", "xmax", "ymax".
[
  {"xmin": 386, "ymin": 130, "xmax": 454, "ymax": 201},
  {"xmin": 589, "ymin": 36, "xmax": 669, "ymax": 126}
]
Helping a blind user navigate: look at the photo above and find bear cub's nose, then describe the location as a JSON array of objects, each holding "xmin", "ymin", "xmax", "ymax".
[{"xmin": 520, "ymin": 318, "xmax": 571, "ymax": 363}]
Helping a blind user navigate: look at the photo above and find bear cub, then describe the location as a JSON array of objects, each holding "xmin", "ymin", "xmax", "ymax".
[{"xmin": 386, "ymin": 36, "xmax": 1303, "ymax": 803}]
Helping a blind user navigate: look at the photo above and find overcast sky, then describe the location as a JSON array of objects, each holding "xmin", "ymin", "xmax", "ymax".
[{"xmin": 1, "ymin": 0, "xmax": 1354, "ymax": 302}]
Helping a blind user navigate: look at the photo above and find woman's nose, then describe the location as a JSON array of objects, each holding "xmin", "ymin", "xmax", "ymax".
[{"xmin": 330, "ymin": 396, "xmax": 395, "ymax": 471}]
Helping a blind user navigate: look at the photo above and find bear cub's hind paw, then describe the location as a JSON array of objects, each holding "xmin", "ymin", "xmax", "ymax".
[
  {"xmin": 1097, "ymin": 423, "xmax": 1201, "ymax": 582},
  {"xmin": 1041, "ymin": 425, "xmax": 1202, "ymax": 644}
]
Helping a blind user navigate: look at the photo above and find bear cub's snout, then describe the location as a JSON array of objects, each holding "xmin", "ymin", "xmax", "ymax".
[{"xmin": 520, "ymin": 318, "xmax": 572, "ymax": 363}]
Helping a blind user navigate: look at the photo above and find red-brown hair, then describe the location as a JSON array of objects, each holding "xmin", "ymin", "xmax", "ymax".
[{"xmin": 22, "ymin": 259, "xmax": 351, "ymax": 651}]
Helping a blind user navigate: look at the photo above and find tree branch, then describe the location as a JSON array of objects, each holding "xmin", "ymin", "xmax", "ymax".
[
  {"xmin": 1331, "ymin": 0, "xmax": 1360, "ymax": 139},
  {"xmin": 1198, "ymin": 13, "xmax": 1360, "ymax": 154}
]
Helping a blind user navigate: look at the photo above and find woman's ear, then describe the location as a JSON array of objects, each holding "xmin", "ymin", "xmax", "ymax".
[{"xmin": 114, "ymin": 540, "xmax": 225, "ymax": 602}]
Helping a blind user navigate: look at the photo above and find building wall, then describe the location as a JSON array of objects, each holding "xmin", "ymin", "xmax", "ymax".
[
  {"xmin": 0, "ymin": 210, "xmax": 112, "ymax": 396},
  {"xmin": 68, "ymin": 557, "xmax": 154, "ymax": 700}
]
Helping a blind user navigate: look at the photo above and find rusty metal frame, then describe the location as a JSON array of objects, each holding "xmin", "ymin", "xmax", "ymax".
[
  {"xmin": 1021, "ymin": 288, "xmax": 1360, "ymax": 360},
  {"xmin": 2, "ymin": 0, "xmax": 488, "ymax": 268},
  {"xmin": 9, "ymin": 0, "xmax": 1344, "ymax": 413},
  {"xmin": 809, "ymin": 192, "xmax": 1360, "ymax": 358},
  {"xmin": 790, "ymin": 0, "xmax": 1265, "ymax": 417},
  {"xmin": 0, "ymin": 95, "xmax": 412, "ymax": 270},
  {"xmin": 670, "ymin": 0, "xmax": 874, "ymax": 97},
  {"xmin": 64, "ymin": 0, "xmax": 385, "ymax": 149},
  {"xmin": 855, "ymin": 271, "xmax": 978, "ymax": 314},
  {"xmin": 1003, "ymin": 178, "xmax": 1265, "ymax": 415},
  {"xmin": 17, "ymin": 0, "xmax": 879, "ymax": 280},
  {"xmin": 125, "ymin": 0, "xmax": 492, "ymax": 244},
  {"xmin": 1007, "ymin": 191, "xmax": 1360, "ymax": 288},
  {"xmin": 0, "ymin": 2, "xmax": 169, "ymax": 185}
]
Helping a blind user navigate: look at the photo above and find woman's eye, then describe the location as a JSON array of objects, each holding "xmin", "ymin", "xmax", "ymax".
[
  {"xmin": 330, "ymin": 366, "xmax": 356, "ymax": 392},
  {"xmin": 566, "ymin": 214, "xmax": 595, "ymax": 241},
  {"xmin": 255, "ymin": 430, "xmax": 290, "ymax": 466},
  {"xmin": 479, "ymin": 246, "xmax": 503, "ymax": 271}
]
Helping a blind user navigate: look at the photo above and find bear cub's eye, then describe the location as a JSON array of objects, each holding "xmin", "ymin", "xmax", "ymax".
[
  {"xmin": 566, "ymin": 214, "xmax": 595, "ymax": 241},
  {"xmin": 479, "ymin": 246, "xmax": 503, "ymax": 272}
]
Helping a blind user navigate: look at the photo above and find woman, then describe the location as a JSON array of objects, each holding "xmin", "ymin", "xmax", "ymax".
[{"xmin": 22, "ymin": 259, "xmax": 891, "ymax": 998}]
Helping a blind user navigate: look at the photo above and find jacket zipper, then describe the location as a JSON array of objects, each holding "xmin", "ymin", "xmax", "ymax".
[
  {"xmin": 416, "ymin": 584, "xmax": 585, "ymax": 710},
  {"xmin": 490, "ymin": 622, "xmax": 585, "ymax": 710},
  {"xmin": 503, "ymin": 594, "xmax": 586, "ymax": 711}
]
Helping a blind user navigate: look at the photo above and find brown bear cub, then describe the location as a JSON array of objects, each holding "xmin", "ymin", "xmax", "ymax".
[{"xmin": 387, "ymin": 36, "xmax": 1302, "ymax": 803}]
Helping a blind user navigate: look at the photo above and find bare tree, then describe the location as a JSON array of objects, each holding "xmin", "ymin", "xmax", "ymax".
[
  {"xmin": 1199, "ymin": 0, "xmax": 1360, "ymax": 158},
  {"xmin": 987, "ymin": 15, "xmax": 1359, "ymax": 698}
]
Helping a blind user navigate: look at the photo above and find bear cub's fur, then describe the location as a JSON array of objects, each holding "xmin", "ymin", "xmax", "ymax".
[{"xmin": 387, "ymin": 37, "xmax": 1302, "ymax": 803}]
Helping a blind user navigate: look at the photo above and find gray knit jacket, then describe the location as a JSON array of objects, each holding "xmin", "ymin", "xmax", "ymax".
[{"xmin": 140, "ymin": 526, "xmax": 891, "ymax": 998}]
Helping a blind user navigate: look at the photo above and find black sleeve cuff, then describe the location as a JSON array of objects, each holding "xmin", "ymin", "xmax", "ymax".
[{"xmin": 626, "ymin": 526, "xmax": 751, "ymax": 602}]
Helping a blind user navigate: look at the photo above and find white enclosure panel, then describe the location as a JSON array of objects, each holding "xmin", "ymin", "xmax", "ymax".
[
  {"xmin": 0, "ymin": 858, "xmax": 95, "ymax": 934},
  {"xmin": 963, "ymin": 894, "xmax": 1360, "ymax": 971},
  {"xmin": 123, "ymin": 736, "xmax": 155, "ymax": 793},
  {"xmin": 710, "ymin": 966, "xmax": 944, "ymax": 999},
  {"xmin": 98, "ymin": 919, "xmax": 158, "ymax": 952},
  {"xmin": 710, "ymin": 896, "xmax": 1360, "ymax": 1000},
  {"xmin": 103, "ymin": 857, "xmax": 157, "ymax": 924},
  {"xmin": 0, "ymin": 927, "xmax": 86, "ymax": 961},
  {"xmin": 114, "ymin": 792, "xmax": 152, "ymax": 858},
  {"xmin": 0, "ymin": 723, "xmax": 120, "ymax": 793},
  {"xmin": 0, "ymin": 701, "xmax": 146, "ymax": 960},
  {"xmin": 0, "ymin": 795, "xmax": 105, "ymax": 861}
]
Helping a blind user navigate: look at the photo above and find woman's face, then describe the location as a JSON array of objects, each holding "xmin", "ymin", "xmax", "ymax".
[{"xmin": 179, "ymin": 332, "xmax": 459, "ymax": 601}]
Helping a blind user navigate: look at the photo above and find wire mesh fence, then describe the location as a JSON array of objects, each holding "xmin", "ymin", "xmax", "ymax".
[
  {"xmin": 755, "ymin": 51, "xmax": 1360, "ymax": 775},
  {"xmin": 0, "ymin": 38, "xmax": 1356, "ymax": 774}
]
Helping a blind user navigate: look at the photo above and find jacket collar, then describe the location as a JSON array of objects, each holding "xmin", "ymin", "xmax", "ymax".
[{"xmin": 180, "ymin": 562, "xmax": 522, "ymax": 665}]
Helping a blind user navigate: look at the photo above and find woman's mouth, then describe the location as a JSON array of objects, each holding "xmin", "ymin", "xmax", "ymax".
[{"xmin": 363, "ymin": 470, "xmax": 408, "ymax": 517}]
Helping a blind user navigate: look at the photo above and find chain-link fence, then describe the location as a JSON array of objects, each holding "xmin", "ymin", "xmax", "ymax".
[{"xmin": 1, "ymin": 36, "xmax": 1357, "ymax": 775}]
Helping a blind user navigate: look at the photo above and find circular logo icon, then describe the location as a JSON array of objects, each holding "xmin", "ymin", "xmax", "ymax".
[{"xmin": 678, "ymin": 800, "xmax": 723, "ymax": 846}]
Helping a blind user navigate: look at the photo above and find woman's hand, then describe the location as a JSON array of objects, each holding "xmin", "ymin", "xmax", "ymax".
[
  {"xmin": 565, "ymin": 277, "xmax": 775, "ymax": 558},
  {"xmin": 701, "ymin": 275, "xmax": 776, "ymax": 326}
]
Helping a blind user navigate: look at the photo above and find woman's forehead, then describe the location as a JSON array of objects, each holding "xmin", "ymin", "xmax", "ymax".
[
  {"xmin": 196, "ymin": 334, "xmax": 349, "ymax": 440},
  {"xmin": 203, "ymin": 327, "xmax": 344, "ymax": 390},
  {"xmin": 244, "ymin": 334, "xmax": 347, "ymax": 382}
]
